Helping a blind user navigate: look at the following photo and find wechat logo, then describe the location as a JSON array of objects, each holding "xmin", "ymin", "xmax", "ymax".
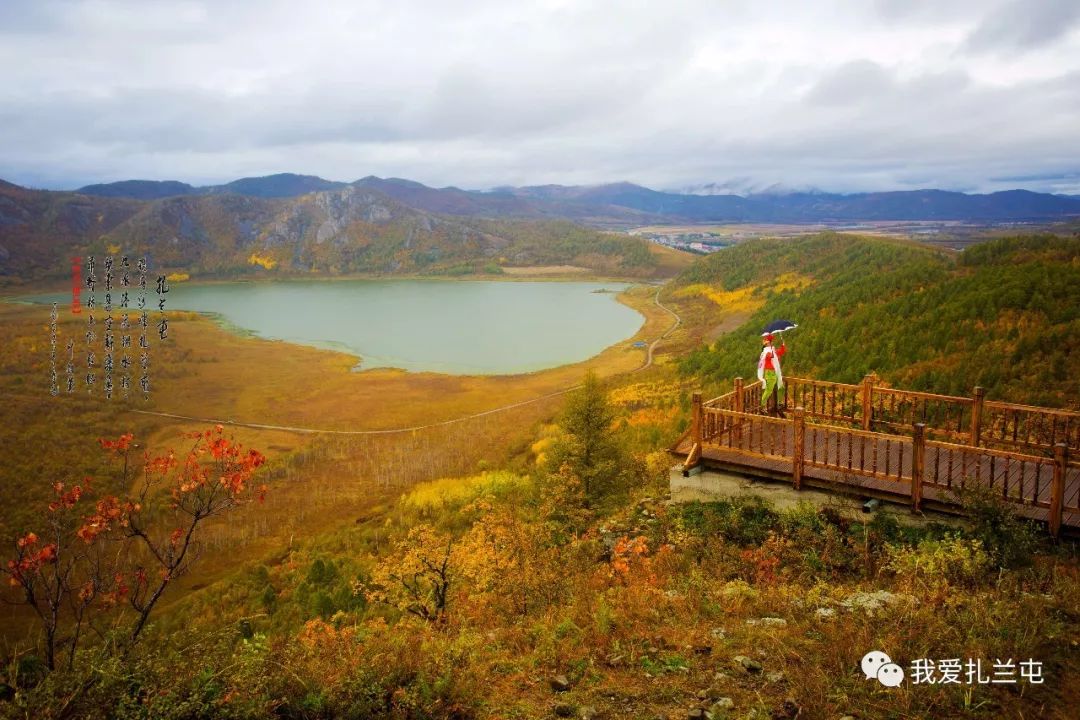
[{"xmin": 862, "ymin": 650, "xmax": 905, "ymax": 688}]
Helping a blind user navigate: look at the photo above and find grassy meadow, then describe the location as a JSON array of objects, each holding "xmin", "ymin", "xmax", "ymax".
[
  {"xmin": 0, "ymin": 235, "xmax": 1078, "ymax": 719},
  {"xmin": 0, "ymin": 282, "xmax": 677, "ymax": 635}
]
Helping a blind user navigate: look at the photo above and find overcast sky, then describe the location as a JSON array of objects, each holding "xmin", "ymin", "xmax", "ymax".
[{"xmin": 2, "ymin": 0, "xmax": 1079, "ymax": 194}]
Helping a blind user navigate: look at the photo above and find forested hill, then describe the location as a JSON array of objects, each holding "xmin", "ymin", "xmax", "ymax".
[
  {"xmin": 0, "ymin": 181, "xmax": 663, "ymax": 282},
  {"xmin": 677, "ymin": 234, "xmax": 1080, "ymax": 408}
]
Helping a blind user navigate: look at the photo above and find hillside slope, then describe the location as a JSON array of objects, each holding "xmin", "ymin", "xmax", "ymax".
[
  {"xmin": 676, "ymin": 234, "xmax": 1080, "ymax": 407},
  {"xmin": 0, "ymin": 181, "xmax": 144, "ymax": 279},
  {"xmin": 0, "ymin": 182, "xmax": 664, "ymax": 281}
]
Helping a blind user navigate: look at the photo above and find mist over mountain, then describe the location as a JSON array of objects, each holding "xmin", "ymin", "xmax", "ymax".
[{"xmin": 678, "ymin": 181, "xmax": 821, "ymax": 197}]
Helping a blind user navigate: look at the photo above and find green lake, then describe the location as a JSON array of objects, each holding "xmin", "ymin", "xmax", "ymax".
[{"xmin": 21, "ymin": 279, "xmax": 643, "ymax": 375}]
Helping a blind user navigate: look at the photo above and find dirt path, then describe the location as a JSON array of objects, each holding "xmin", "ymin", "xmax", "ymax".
[
  {"xmin": 130, "ymin": 285, "xmax": 683, "ymax": 435},
  {"xmin": 646, "ymin": 284, "xmax": 680, "ymax": 368}
]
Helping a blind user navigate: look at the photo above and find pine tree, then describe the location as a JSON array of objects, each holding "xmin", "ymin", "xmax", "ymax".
[{"xmin": 546, "ymin": 371, "xmax": 626, "ymax": 502}]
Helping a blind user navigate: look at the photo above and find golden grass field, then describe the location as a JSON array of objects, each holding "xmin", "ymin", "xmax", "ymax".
[
  {"xmin": 4, "ymin": 241, "xmax": 1078, "ymax": 720},
  {"xmin": 499, "ymin": 265, "xmax": 590, "ymax": 275},
  {"xmin": 0, "ymin": 279, "xmax": 687, "ymax": 638}
]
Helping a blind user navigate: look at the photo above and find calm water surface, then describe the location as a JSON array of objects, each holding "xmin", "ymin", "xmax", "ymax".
[{"xmin": 23, "ymin": 279, "xmax": 643, "ymax": 375}]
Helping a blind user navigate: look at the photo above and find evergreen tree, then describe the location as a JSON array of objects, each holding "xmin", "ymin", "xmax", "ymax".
[{"xmin": 546, "ymin": 371, "xmax": 627, "ymax": 502}]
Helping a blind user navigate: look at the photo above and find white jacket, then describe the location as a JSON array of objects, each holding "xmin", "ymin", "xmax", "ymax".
[{"xmin": 757, "ymin": 345, "xmax": 783, "ymax": 387}]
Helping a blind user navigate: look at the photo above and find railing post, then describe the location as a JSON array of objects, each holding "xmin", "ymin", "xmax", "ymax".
[
  {"xmin": 732, "ymin": 378, "xmax": 745, "ymax": 445},
  {"xmin": 912, "ymin": 423, "xmax": 926, "ymax": 513},
  {"xmin": 683, "ymin": 391, "xmax": 704, "ymax": 474},
  {"xmin": 793, "ymin": 406, "xmax": 805, "ymax": 490},
  {"xmin": 691, "ymin": 391, "xmax": 703, "ymax": 449},
  {"xmin": 1050, "ymin": 443, "xmax": 1067, "ymax": 539},
  {"xmin": 861, "ymin": 373, "xmax": 875, "ymax": 431},
  {"xmin": 970, "ymin": 386, "xmax": 985, "ymax": 447}
]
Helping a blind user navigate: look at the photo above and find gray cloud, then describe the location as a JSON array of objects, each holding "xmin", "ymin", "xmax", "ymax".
[
  {"xmin": 0, "ymin": 0, "xmax": 1078, "ymax": 193},
  {"xmin": 872, "ymin": 0, "xmax": 998, "ymax": 24},
  {"xmin": 804, "ymin": 60, "xmax": 898, "ymax": 106},
  {"xmin": 965, "ymin": 0, "xmax": 1080, "ymax": 53}
]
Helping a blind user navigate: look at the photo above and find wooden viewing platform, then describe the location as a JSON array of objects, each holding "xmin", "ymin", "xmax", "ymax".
[{"xmin": 670, "ymin": 375, "xmax": 1080, "ymax": 537}]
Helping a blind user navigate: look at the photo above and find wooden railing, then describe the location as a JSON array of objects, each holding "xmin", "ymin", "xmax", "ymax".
[
  {"xmin": 869, "ymin": 386, "xmax": 973, "ymax": 443},
  {"xmin": 703, "ymin": 388, "xmax": 738, "ymax": 412},
  {"xmin": 772, "ymin": 374, "xmax": 1080, "ymax": 456},
  {"xmin": 922, "ymin": 439, "xmax": 1062, "ymax": 508},
  {"xmin": 702, "ymin": 406, "xmax": 791, "ymax": 460},
  {"xmin": 980, "ymin": 401, "xmax": 1080, "ymax": 453},
  {"xmin": 783, "ymin": 377, "xmax": 860, "ymax": 425},
  {"xmin": 703, "ymin": 378, "xmax": 762, "ymax": 414},
  {"xmin": 683, "ymin": 377, "xmax": 1079, "ymax": 537},
  {"xmin": 804, "ymin": 422, "xmax": 916, "ymax": 485}
]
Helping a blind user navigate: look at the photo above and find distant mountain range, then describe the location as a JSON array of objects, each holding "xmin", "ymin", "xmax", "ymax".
[
  {"xmin": 68, "ymin": 173, "xmax": 1080, "ymax": 224},
  {"xmin": 76, "ymin": 174, "xmax": 348, "ymax": 200},
  {"xmin": 2, "ymin": 173, "xmax": 1078, "ymax": 282},
  {"xmin": 0, "ymin": 178, "xmax": 661, "ymax": 280}
]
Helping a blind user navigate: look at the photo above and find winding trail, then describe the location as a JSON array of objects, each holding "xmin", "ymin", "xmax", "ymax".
[
  {"xmin": 130, "ymin": 284, "xmax": 682, "ymax": 436},
  {"xmin": 645, "ymin": 283, "xmax": 681, "ymax": 368}
]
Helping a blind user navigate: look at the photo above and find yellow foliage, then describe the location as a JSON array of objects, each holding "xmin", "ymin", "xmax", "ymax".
[
  {"xmin": 248, "ymin": 252, "xmax": 277, "ymax": 270},
  {"xmin": 626, "ymin": 406, "xmax": 678, "ymax": 427},
  {"xmin": 531, "ymin": 436, "xmax": 555, "ymax": 467},
  {"xmin": 400, "ymin": 471, "xmax": 529, "ymax": 516},
  {"xmin": 106, "ymin": 243, "xmax": 121, "ymax": 255},
  {"xmin": 771, "ymin": 272, "xmax": 813, "ymax": 293},
  {"xmin": 455, "ymin": 502, "xmax": 530, "ymax": 606},
  {"xmin": 886, "ymin": 535, "xmax": 992, "ymax": 591},
  {"xmin": 363, "ymin": 524, "xmax": 455, "ymax": 621},
  {"xmin": 165, "ymin": 272, "xmax": 190, "ymax": 283},
  {"xmin": 530, "ymin": 424, "xmax": 564, "ymax": 467},
  {"xmin": 608, "ymin": 381, "xmax": 683, "ymax": 409},
  {"xmin": 536, "ymin": 423, "xmax": 560, "ymax": 438},
  {"xmin": 672, "ymin": 283, "xmax": 710, "ymax": 299},
  {"xmin": 674, "ymin": 283, "xmax": 761, "ymax": 314},
  {"xmin": 530, "ymin": 437, "xmax": 553, "ymax": 455},
  {"xmin": 675, "ymin": 273, "xmax": 812, "ymax": 314},
  {"xmin": 645, "ymin": 450, "xmax": 672, "ymax": 480},
  {"xmin": 366, "ymin": 501, "xmax": 568, "ymax": 622}
]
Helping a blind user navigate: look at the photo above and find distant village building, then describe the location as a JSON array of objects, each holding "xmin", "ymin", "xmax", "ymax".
[{"xmin": 632, "ymin": 230, "xmax": 729, "ymax": 254}]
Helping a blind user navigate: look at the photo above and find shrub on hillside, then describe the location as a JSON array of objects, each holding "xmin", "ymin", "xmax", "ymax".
[
  {"xmin": 952, "ymin": 483, "xmax": 1040, "ymax": 569},
  {"xmin": 886, "ymin": 534, "xmax": 994, "ymax": 592}
]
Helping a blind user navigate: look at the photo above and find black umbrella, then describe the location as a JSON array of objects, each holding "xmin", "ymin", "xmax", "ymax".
[{"xmin": 761, "ymin": 319, "xmax": 797, "ymax": 336}]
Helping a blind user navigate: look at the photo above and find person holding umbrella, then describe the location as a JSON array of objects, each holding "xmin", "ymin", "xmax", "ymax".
[{"xmin": 757, "ymin": 320, "xmax": 796, "ymax": 415}]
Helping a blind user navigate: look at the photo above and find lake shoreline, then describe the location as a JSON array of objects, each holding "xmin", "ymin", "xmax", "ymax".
[
  {"xmin": 9, "ymin": 277, "xmax": 651, "ymax": 377},
  {"xmin": 0, "ymin": 267, "xmax": 664, "ymax": 299}
]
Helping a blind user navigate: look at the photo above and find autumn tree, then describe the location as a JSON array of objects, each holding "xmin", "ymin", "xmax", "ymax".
[
  {"xmin": 363, "ymin": 524, "xmax": 456, "ymax": 623},
  {"xmin": 3, "ymin": 426, "xmax": 267, "ymax": 673},
  {"xmin": 541, "ymin": 464, "xmax": 593, "ymax": 540},
  {"xmin": 545, "ymin": 371, "xmax": 630, "ymax": 502},
  {"xmin": 3, "ymin": 480, "xmax": 115, "ymax": 672},
  {"xmin": 455, "ymin": 496, "xmax": 569, "ymax": 618}
]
